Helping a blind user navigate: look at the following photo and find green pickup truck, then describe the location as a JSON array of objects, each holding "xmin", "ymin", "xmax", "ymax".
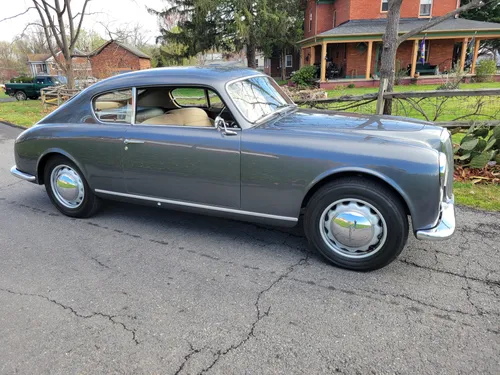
[{"xmin": 5, "ymin": 75, "xmax": 63, "ymax": 101}]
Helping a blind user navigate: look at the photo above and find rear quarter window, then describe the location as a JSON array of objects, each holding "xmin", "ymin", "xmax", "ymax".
[{"xmin": 93, "ymin": 89, "xmax": 133, "ymax": 124}]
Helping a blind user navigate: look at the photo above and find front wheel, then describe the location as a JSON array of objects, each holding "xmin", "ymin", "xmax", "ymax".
[
  {"xmin": 44, "ymin": 156, "xmax": 101, "ymax": 218},
  {"xmin": 304, "ymin": 177, "xmax": 409, "ymax": 271}
]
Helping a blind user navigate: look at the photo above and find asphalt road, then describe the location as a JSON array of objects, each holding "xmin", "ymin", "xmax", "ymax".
[{"xmin": 0, "ymin": 124, "xmax": 499, "ymax": 374}]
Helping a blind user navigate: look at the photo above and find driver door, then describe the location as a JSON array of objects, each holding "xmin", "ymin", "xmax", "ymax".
[{"xmin": 122, "ymin": 86, "xmax": 241, "ymax": 209}]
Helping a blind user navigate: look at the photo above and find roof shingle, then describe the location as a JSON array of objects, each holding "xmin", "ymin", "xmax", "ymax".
[{"xmin": 317, "ymin": 17, "xmax": 500, "ymax": 37}]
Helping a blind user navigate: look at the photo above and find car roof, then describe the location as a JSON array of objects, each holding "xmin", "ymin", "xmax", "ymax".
[{"xmin": 87, "ymin": 66, "xmax": 262, "ymax": 94}]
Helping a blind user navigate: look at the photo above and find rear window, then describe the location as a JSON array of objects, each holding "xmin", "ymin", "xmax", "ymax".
[{"xmin": 93, "ymin": 89, "xmax": 133, "ymax": 124}]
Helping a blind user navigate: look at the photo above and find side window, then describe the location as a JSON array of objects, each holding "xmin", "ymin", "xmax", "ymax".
[
  {"xmin": 171, "ymin": 88, "xmax": 208, "ymax": 107},
  {"xmin": 36, "ymin": 77, "xmax": 45, "ymax": 84},
  {"xmin": 171, "ymin": 88, "xmax": 223, "ymax": 109},
  {"xmin": 93, "ymin": 89, "xmax": 133, "ymax": 124}
]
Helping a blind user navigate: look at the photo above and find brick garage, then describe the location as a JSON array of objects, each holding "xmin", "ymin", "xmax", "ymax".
[{"xmin": 89, "ymin": 40, "xmax": 151, "ymax": 79}]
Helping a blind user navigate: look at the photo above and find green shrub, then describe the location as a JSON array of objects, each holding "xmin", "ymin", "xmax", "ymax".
[
  {"xmin": 10, "ymin": 76, "xmax": 34, "ymax": 83},
  {"xmin": 454, "ymin": 124, "xmax": 500, "ymax": 168},
  {"xmin": 347, "ymin": 83, "xmax": 356, "ymax": 89},
  {"xmin": 290, "ymin": 65, "xmax": 317, "ymax": 88},
  {"xmin": 475, "ymin": 59, "xmax": 497, "ymax": 82}
]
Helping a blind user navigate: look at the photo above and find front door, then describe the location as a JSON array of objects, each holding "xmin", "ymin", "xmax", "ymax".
[{"xmin": 122, "ymin": 125, "xmax": 241, "ymax": 208}]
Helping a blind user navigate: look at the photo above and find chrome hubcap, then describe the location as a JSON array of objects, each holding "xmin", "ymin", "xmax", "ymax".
[
  {"xmin": 319, "ymin": 199, "xmax": 387, "ymax": 259},
  {"xmin": 50, "ymin": 165, "xmax": 85, "ymax": 208}
]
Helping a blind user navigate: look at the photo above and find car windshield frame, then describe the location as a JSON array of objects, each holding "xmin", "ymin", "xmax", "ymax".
[{"xmin": 225, "ymin": 75, "xmax": 295, "ymax": 125}]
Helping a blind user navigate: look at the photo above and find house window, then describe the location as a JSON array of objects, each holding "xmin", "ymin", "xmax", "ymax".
[
  {"xmin": 333, "ymin": 10, "xmax": 337, "ymax": 27},
  {"xmin": 285, "ymin": 55, "xmax": 293, "ymax": 68},
  {"xmin": 309, "ymin": 10, "xmax": 313, "ymax": 32},
  {"xmin": 420, "ymin": 0, "xmax": 432, "ymax": 16},
  {"xmin": 381, "ymin": 0, "xmax": 388, "ymax": 12},
  {"xmin": 255, "ymin": 59, "xmax": 259, "ymax": 67}
]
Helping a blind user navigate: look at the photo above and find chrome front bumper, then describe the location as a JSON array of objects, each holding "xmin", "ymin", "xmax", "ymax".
[
  {"xmin": 415, "ymin": 197, "xmax": 455, "ymax": 241},
  {"xmin": 10, "ymin": 166, "xmax": 36, "ymax": 183}
]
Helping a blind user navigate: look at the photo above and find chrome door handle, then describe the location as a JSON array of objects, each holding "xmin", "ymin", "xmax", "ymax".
[{"xmin": 124, "ymin": 139, "xmax": 144, "ymax": 145}]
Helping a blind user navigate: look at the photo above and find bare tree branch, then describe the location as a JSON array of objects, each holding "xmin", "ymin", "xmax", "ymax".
[{"xmin": 0, "ymin": 7, "xmax": 35, "ymax": 23}]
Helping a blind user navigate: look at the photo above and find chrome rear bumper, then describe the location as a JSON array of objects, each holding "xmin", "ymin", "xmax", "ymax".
[
  {"xmin": 10, "ymin": 166, "xmax": 36, "ymax": 183},
  {"xmin": 415, "ymin": 197, "xmax": 455, "ymax": 241}
]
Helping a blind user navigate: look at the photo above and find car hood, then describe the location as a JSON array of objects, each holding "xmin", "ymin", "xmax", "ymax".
[{"xmin": 261, "ymin": 108, "xmax": 444, "ymax": 150}]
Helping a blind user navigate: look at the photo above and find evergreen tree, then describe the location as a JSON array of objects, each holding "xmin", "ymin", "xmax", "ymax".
[{"xmin": 149, "ymin": 0, "xmax": 303, "ymax": 69}]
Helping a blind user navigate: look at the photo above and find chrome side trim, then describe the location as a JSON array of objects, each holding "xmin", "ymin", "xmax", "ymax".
[
  {"xmin": 10, "ymin": 166, "xmax": 36, "ymax": 182},
  {"xmin": 415, "ymin": 197, "xmax": 455, "ymax": 241},
  {"xmin": 131, "ymin": 87, "xmax": 137, "ymax": 125},
  {"xmin": 94, "ymin": 189, "xmax": 298, "ymax": 222}
]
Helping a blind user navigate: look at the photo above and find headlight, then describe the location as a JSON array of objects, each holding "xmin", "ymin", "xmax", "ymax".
[{"xmin": 439, "ymin": 152, "xmax": 448, "ymax": 187}]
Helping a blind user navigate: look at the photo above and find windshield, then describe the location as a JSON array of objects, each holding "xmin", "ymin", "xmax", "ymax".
[{"xmin": 227, "ymin": 76, "xmax": 294, "ymax": 123}]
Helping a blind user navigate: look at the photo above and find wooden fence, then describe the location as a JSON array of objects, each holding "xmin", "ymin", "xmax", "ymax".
[
  {"xmin": 297, "ymin": 87, "xmax": 500, "ymax": 126},
  {"xmin": 41, "ymin": 86, "xmax": 80, "ymax": 110}
]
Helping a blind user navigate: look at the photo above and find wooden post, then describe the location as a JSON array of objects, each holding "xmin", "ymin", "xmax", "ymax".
[
  {"xmin": 365, "ymin": 41, "xmax": 373, "ymax": 80},
  {"xmin": 471, "ymin": 38, "xmax": 481, "ymax": 75},
  {"xmin": 310, "ymin": 46, "xmax": 316, "ymax": 66},
  {"xmin": 320, "ymin": 42, "xmax": 327, "ymax": 82},
  {"xmin": 459, "ymin": 38, "xmax": 468, "ymax": 72},
  {"xmin": 376, "ymin": 78, "xmax": 388, "ymax": 115},
  {"xmin": 410, "ymin": 39, "xmax": 419, "ymax": 78},
  {"xmin": 300, "ymin": 48, "xmax": 305, "ymax": 68}
]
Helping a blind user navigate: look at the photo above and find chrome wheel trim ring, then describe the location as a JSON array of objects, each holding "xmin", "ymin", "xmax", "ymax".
[
  {"xmin": 319, "ymin": 198, "xmax": 388, "ymax": 259},
  {"xmin": 50, "ymin": 165, "xmax": 85, "ymax": 209}
]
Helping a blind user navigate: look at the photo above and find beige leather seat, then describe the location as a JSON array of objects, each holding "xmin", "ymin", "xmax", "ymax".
[
  {"xmin": 142, "ymin": 107, "xmax": 213, "ymax": 127},
  {"xmin": 95, "ymin": 101, "xmax": 123, "ymax": 111}
]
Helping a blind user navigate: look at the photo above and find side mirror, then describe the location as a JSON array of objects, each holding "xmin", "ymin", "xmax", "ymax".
[{"xmin": 215, "ymin": 116, "xmax": 237, "ymax": 136}]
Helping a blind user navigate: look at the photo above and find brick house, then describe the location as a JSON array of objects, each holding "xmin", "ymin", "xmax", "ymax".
[
  {"xmin": 88, "ymin": 40, "xmax": 151, "ymax": 79},
  {"xmin": 298, "ymin": 0, "xmax": 500, "ymax": 88},
  {"xmin": 27, "ymin": 50, "xmax": 92, "ymax": 78},
  {"xmin": 263, "ymin": 48, "xmax": 301, "ymax": 79}
]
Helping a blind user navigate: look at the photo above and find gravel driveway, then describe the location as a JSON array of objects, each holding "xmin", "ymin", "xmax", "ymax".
[{"xmin": 0, "ymin": 123, "xmax": 499, "ymax": 374}]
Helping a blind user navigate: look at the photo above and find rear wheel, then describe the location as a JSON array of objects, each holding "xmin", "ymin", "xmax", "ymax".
[
  {"xmin": 15, "ymin": 91, "xmax": 27, "ymax": 101},
  {"xmin": 44, "ymin": 156, "xmax": 101, "ymax": 218},
  {"xmin": 304, "ymin": 177, "xmax": 408, "ymax": 271}
]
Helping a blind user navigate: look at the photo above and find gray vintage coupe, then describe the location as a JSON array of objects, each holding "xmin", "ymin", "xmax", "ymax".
[{"xmin": 10, "ymin": 67, "xmax": 455, "ymax": 271}]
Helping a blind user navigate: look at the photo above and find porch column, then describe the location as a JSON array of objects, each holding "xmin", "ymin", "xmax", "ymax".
[
  {"xmin": 410, "ymin": 39, "xmax": 419, "ymax": 78},
  {"xmin": 320, "ymin": 41, "xmax": 327, "ymax": 82},
  {"xmin": 310, "ymin": 46, "xmax": 316, "ymax": 66},
  {"xmin": 459, "ymin": 38, "xmax": 468, "ymax": 72},
  {"xmin": 471, "ymin": 38, "xmax": 481, "ymax": 75},
  {"xmin": 300, "ymin": 48, "xmax": 305, "ymax": 68},
  {"xmin": 365, "ymin": 41, "xmax": 373, "ymax": 79}
]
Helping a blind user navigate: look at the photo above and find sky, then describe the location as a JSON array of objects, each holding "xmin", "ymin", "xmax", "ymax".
[{"xmin": 0, "ymin": 0, "xmax": 166, "ymax": 44}]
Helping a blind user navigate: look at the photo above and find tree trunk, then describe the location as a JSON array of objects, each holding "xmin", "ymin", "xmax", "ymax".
[
  {"xmin": 65, "ymin": 60, "xmax": 75, "ymax": 89},
  {"xmin": 380, "ymin": 0, "xmax": 403, "ymax": 115},
  {"xmin": 247, "ymin": 42, "xmax": 256, "ymax": 69},
  {"xmin": 281, "ymin": 49, "xmax": 286, "ymax": 81}
]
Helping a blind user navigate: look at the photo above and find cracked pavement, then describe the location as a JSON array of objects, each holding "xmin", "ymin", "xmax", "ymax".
[{"xmin": 0, "ymin": 124, "xmax": 499, "ymax": 374}]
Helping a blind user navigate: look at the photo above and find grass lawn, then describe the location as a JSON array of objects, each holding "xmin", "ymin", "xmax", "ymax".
[
  {"xmin": 454, "ymin": 182, "xmax": 500, "ymax": 211},
  {"xmin": 0, "ymin": 90, "xmax": 9, "ymax": 99},
  {"xmin": 0, "ymin": 100, "xmax": 52, "ymax": 127},
  {"xmin": 325, "ymin": 81, "xmax": 500, "ymax": 98}
]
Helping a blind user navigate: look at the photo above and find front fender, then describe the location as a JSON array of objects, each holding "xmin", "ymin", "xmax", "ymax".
[{"xmin": 305, "ymin": 166, "xmax": 413, "ymax": 215}]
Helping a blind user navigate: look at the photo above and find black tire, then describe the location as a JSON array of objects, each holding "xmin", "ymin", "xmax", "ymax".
[
  {"xmin": 304, "ymin": 177, "xmax": 409, "ymax": 271},
  {"xmin": 15, "ymin": 91, "xmax": 27, "ymax": 101},
  {"xmin": 44, "ymin": 156, "xmax": 101, "ymax": 218}
]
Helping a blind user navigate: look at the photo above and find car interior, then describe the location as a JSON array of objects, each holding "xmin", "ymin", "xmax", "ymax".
[{"xmin": 93, "ymin": 86, "xmax": 238, "ymax": 128}]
